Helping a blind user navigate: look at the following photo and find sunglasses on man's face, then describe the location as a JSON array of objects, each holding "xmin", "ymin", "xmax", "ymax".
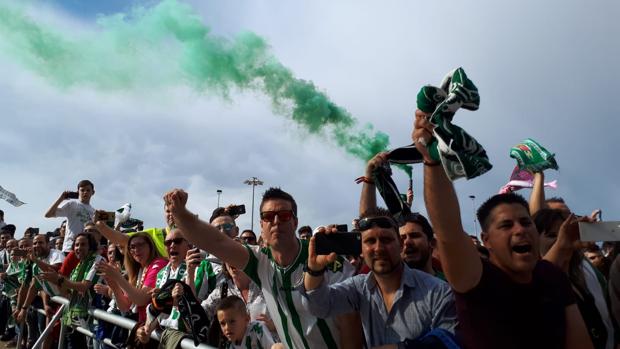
[
  {"xmin": 241, "ymin": 235, "xmax": 257, "ymax": 243},
  {"xmin": 357, "ymin": 216, "xmax": 398, "ymax": 231},
  {"xmin": 164, "ymin": 237, "xmax": 186, "ymax": 247},
  {"xmin": 260, "ymin": 210, "xmax": 295, "ymax": 223},
  {"xmin": 215, "ymin": 223, "xmax": 235, "ymax": 232}
]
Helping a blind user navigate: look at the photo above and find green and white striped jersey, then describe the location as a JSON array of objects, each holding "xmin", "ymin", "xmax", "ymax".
[
  {"xmin": 33, "ymin": 249, "xmax": 65, "ymax": 297},
  {"xmin": 225, "ymin": 321, "xmax": 274, "ymax": 349},
  {"xmin": 242, "ymin": 240, "xmax": 354, "ymax": 349}
]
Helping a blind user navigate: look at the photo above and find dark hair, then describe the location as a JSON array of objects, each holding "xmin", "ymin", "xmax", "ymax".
[
  {"xmin": 209, "ymin": 207, "xmax": 233, "ymax": 224},
  {"xmin": 124, "ymin": 233, "xmax": 159, "ymax": 286},
  {"xmin": 401, "ymin": 212, "xmax": 434, "ymax": 241},
  {"xmin": 545, "ymin": 197, "xmax": 565, "ymax": 204},
  {"xmin": 359, "ymin": 207, "xmax": 399, "ymax": 237},
  {"xmin": 73, "ymin": 233, "xmax": 98, "ymax": 252},
  {"xmin": 584, "ymin": 244, "xmax": 602, "ymax": 253},
  {"xmin": 0, "ymin": 224, "xmax": 16, "ymax": 237},
  {"xmin": 216, "ymin": 295, "xmax": 247, "ymax": 314},
  {"xmin": 477, "ymin": 193, "xmax": 530, "ymax": 231},
  {"xmin": 35, "ymin": 234, "xmax": 50, "ymax": 243},
  {"xmin": 240, "ymin": 229, "xmax": 256, "ymax": 238},
  {"xmin": 0, "ymin": 210, "xmax": 3, "ymax": 220},
  {"xmin": 260, "ymin": 187, "xmax": 297, "ymax": 217},
  {"xmin": 532, "ymin": 208, "xmax": 567, "ymax": 235},
  {"xmin": 77, "ymin": 179, "xmax": 94, "ymax": 191},
  {"xmin": 297, "ymin": 226, "xmax": 312, "ymax": 235}
]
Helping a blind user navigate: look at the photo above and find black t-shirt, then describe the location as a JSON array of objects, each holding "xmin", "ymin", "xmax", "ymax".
[{"xmin": 455, "ymin": 259, "xmax": 575, "ymax": 349}]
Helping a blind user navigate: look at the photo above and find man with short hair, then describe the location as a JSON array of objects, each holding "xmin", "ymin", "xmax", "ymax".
[
  {"xmin": 210, "ymin": 207, "xmax": 240, "ymax": 239},
  {"xmin": 303, "ymin": 208, "xmax": 457, "ymax": 347},
  {"xmin": 413, "ymin": 110, "xmax": 593, "ymax": 349},
  {"xmin": 165, "ymin": 187, "xmax": 357, "ymax": 349},
  {"xmin": 239, "ymin": 230, "xmax": 258, "ymax": 245},
  {"xmin": 360, "ymin": 155, "xmax": 441, "ymax": 278},
  {"xmin": 44, "ymin": 180, "xmax": 95, "ymax": 253},
  {"xmin": 297, "ymin": 226, "xmax": 312, "ymax": 241}
]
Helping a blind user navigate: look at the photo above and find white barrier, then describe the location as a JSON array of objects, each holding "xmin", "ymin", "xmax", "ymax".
[{"xmin": 24, "ymin": 296, "xmax": 216, "ymax": 349}]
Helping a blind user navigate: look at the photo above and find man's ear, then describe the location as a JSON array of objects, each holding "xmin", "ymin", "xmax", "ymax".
[{"xmin": 481, "ymin": 232, "xmax": 489, "ymax": 248}]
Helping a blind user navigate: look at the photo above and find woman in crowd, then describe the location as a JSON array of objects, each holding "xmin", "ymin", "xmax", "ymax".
[
  {"xmin": 96, "ymin": 233, "xmax": 167, "ymax": 323},
  {"xmin": 40, "ymin": 233, "xmax": 105, "ymax": 349},
  {"xmin": 534, "ymin": 209, "xmax": 617, "ymax": 349}
]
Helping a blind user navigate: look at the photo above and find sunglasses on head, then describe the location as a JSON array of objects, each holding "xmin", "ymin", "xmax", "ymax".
[
  {"xmin": 164, "ymin": 237, "xmax": 186, "ymax": 247},
  {"xmin": 215, "ymin": 223, "xmax": 235, "ymax": 232},
  {"xmin": 358, "ymin": 216, "xmax": 398, "ymax": 231},
  {"xmin": 260, "ymin": 210, "xmax": 295, "ymax": 223}
]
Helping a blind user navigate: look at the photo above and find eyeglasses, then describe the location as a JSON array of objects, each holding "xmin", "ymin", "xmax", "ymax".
[
  {"xmin": 84, "ymin": 229, "xmax": 98, "ymax": 234},
  {"xmin": 358, "ymin": 217, "xmax": 398, "ymax": 231},
  {"xmin": 164, "ymin": 237, "xmax": 186, "ymax": 247},
  {"xmin": 215, "ymin": 223, "xmax": 235, "ymax": 232},
  {"xmin": 260, "ymin": 210, "xmax": 295, "ymax": 223}
]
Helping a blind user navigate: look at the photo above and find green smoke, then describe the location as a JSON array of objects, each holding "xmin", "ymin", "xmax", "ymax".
[{"xmin": 0, "ymin": 0, "xmax": 412, "ymax": 177}]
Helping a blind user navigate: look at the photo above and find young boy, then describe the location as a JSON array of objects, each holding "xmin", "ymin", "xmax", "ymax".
[{"xmin": 216, "ymin": 296, "xmax": 275, "ymax": 349}]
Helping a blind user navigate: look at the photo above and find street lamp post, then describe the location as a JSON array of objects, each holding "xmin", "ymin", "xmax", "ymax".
[
  {"xmin": 217, "ymin": 189, "xmax": 222, "ymax": 207},
  {"xmin": 243, "ymin": 177, "xmax": 264, "ymax": 231}
]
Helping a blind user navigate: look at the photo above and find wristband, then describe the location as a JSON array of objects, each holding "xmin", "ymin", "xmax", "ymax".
[
  {"xmin": 304, "ymin": 264, "xmax": 326, "ymax": 277},
  {"xmin": 354, "ymin": 176, "xmax": 375, "ymax": 185}
]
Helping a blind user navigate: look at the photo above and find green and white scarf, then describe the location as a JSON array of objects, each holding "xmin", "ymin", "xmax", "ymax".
[
  {"xmin": 154, "ymin": 262, "xmax": 188, "ymax": 328},
  {"xmin": 418, "ymin": 67, "xmax": 491, "ymax": 180},
  {"xmin": 510, "ymin": 138, "xmax": 559, "ymax": 172},
  {"xmin": 63, "ymin": 252, "xmax": 99, "ymax": 325}
]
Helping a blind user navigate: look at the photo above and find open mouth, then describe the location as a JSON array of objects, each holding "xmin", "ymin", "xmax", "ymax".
[
  {"xmin": 512, "ymin": 244, "xmax": 532, "ymax": 254},
  {"xmin": 169, "ymin": 251, "xmax": 179, "ymax": 257}
]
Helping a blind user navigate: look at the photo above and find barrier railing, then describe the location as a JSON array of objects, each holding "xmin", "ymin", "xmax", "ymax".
[{"xmin": 21, "ymin": 296, "xmax": 215, "ymax": 349}]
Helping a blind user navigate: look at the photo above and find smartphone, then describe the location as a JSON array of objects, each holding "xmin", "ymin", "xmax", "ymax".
[
  {"xmin": 67, "ymin": 191, "xmax": 79, "ymax": 199},
  {"xmin": 12, "ymin": 249, "xmax": 27, "ymax": 257},
  {"xmin": 579, "ymin": 221, "xmax": 620, "ymax": 241},
  {"xmin": 335, "ymin": 224, "xmax": 348, "ymax": 232},
  {"xmin": 96, "ymin": 211, "xmax": 116, "ymax": 223},
  {"xmin": 228, "ymin": 205, "xmax": 246, "ymax": 216},
  {"xmin": 315, "ymin": 232, "xmax": 362, "ymax": 256}
]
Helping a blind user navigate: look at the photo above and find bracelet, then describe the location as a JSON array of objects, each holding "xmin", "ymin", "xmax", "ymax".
[
  {"xmin": 304, "ymin": 264, "xmax": 326, "ymax": 277},
  {"xmin": 354, "ymin": 176, "xmax": 375, "ymax": 185},
  {"xmin": 423, "ymin": 160, "xmax": 441, "ymax": 167}
]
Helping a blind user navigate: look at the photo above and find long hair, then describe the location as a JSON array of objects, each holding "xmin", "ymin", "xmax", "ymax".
[{"xmin": 124, "ymin": 233, "xmax": 159, "ymax": 286}]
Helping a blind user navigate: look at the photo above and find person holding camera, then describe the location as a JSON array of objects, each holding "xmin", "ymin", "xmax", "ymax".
[
  {"xmin": 164, "ymin": 187, "xmax": 358, "ymax": 349},
  {"xmin": 302, "ymin": 209, "xmax": 457, "ymax": 348},
  {"xmin": 44, "ymin": 180, "xmax": 96, "ymax": 254}
]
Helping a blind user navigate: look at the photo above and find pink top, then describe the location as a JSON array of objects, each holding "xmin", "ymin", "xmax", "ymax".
[{"xmin": 137, "ymin": 257, "xmax": 167, "ymax": 322}]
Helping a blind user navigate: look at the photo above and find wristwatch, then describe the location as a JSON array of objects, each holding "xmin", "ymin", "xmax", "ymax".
[{"xmin": 303, "ymin": 264, "xmax": 326, "ymax": 277}]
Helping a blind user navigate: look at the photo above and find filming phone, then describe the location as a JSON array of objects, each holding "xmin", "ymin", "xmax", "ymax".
[{"xmin": 315, "ymin": 232, "xmax": 362, "ymax": 256}]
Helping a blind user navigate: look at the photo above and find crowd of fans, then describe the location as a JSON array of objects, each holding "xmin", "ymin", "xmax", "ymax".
[{"xmin": 0, "ymin": 117, "xmax": 618, "ymax": 349}]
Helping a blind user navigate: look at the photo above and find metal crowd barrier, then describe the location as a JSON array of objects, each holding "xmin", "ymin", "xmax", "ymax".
[{"xmin": 21, "ymin": 296, "xmax": 215, "ymax": 349}]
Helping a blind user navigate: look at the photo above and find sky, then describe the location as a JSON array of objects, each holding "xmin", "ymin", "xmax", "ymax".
[{"xmin": 1, "ymin": 0, "xmax": 619, "ymax": 239}]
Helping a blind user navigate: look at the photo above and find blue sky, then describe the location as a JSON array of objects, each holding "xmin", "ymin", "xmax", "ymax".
[{"xmin": 1, "ymin": 0, "xmax": 619, "ymax": 238}]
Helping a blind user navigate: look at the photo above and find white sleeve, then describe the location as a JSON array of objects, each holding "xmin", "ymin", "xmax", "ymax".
[
  {"xmin": 256, "ymin": 322, "xmax": 275, "ymax": 348},
  {"xmin": 54, "ymin": 201, "xmax": 73, "ymax": 218},
  {"xmin": 49, "ymin": 250, "xmax": 65, "ymax": 265},
  {"xmin": 84, "ymin": 256, "xmax": 103, "ymax": 282}
]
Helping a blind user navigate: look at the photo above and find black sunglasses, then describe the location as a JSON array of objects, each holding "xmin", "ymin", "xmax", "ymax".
[
  {"xmin": 358, "ymin": 217, "xmax": 398, "ymax": 231},
  {"xmin": 164, "ymin": 237, "xmax": 186, "ymax": 247}
]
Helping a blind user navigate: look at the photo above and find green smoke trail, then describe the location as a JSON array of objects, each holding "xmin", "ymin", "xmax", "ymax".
[{"xmin": 0, "ymin": 0, "xmax": 412, "ymax": 177}]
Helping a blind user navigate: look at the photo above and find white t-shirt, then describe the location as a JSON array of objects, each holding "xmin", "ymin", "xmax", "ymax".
[
  {"xmin": 34, "ymin": 249, "xmax": 66, "ymax": 296},
  {"xmin": 225, "ymin": 321, "xmax": 275, "ymax": 349},
  {"xmin": 55, "ymin": 200, "xmax": 95, "ymax": 252},
  {"xmin": 242, "ymin": 241, "xmax": 354, "ymax": 349}
]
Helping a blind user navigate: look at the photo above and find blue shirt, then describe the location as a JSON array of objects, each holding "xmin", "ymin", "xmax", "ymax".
[{"xmin": 302, "ymin": 264, "xmax": 457, "ymax": 347}]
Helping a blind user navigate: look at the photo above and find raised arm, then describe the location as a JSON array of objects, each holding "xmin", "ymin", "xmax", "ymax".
[
  {"xmin": 94, "ymin": 218, "xmax": 129, "ymax": 248},
  {"xmin": 529, "ymin": 172, "xmax": 545, "ymax": 216},
  {"xmin": 164, "ymin": 189, "xmax": 249, "ymax": 270},
  {"xmin": 415, "ymin": 110, "xmax": 482, "ymax": 293},
  {"xmin": 359, "ymin": 153, "xmax": 388, "ymax": 215},
  {"xmin": 44, "ymin": 191, "xmax": 69, "ymax": 218}
]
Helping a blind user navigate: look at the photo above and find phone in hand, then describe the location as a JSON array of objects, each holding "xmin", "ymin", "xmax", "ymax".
[
  {"xmin": 315, "ymin": 232, "xmax": 362, "ymax": 256},
  {"xmin": 335, "ymin": 224, "xmax": 348, "ymax": 232},
  {"xmin": 67, "ymin": 191, "xmax": 79, "ymax": 199},
  {"xmin": 228, "ymin": 205, "xmax": 246, "ymax": 216},
  {"xmin": 579, "ymin": 221, "xmax": 620, "ymax": 241},
  {"xmin": 12, "ymin": 249, "xmax": 27, "ymax": 257},
  {"xmin": 95, "ymin": 211, "xmax": 116, "ymax": 223}
]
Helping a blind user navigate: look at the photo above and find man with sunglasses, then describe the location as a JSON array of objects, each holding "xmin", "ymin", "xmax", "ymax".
[
  {"xmin": 239, "ymin": 230, "xmax": 258, "ymax": 245},
  {"xmin": 164, "ymin": 187, "xmax": 356, "ymax": 349},
  {"xmin": 303, "ymin": 208, "xmax": 457, "ymax": 348}
]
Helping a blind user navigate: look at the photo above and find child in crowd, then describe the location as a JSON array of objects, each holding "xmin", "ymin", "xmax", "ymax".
[{"xmin": 216, "ymin": 296, "xmax": 275, "ymax": 349}]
